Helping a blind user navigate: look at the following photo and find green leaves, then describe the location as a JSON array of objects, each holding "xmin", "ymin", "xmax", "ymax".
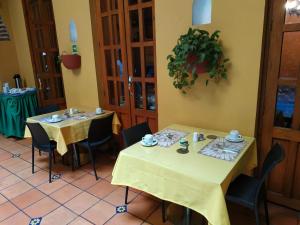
[{"xmin": 167, "ymin": 28, "xmax": 230, "ymax": 93}]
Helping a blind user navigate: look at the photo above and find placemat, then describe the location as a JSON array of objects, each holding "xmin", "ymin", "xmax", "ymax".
[
  {"xmin": 199, "ymin": 138, "xmax": 247, "ymax": 161},
  {"xmin": 154, "ymin": 129, "xmax": 189, "ymax": 148}
]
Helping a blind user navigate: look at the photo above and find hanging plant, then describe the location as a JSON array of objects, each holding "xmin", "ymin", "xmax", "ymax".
[{"xmin": 167, "ymin": 28, "xmax": 230, "ymax": 93}]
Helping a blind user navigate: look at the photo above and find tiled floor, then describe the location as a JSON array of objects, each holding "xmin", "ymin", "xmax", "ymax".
[{"xmin": 0, "ymin": 135, "xmax": 299, "ymax": 225}]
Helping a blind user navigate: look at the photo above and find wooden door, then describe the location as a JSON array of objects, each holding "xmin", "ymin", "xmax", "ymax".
[
  {"xmin": 92, "ymin": 0, "xmax": 158, "ymax": 132},
  {"xmin": 259, "ymin": 0, "xmax": 300, "ymax": 210},
  {"xmin": 23, "ymin": 0, "xmax": 66, "ymax": 108}
]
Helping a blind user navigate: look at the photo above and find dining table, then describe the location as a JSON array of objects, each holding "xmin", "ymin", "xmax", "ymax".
[
  {"xmin": 111, "ymin": 124, "xmax": 257, "ymax": 225},
  {"xmin": 0, "ymin": 89, "xmax": 38, "ymax": 138},
  {"xmin": 24, "ymin": 109, "xmax": 121, "ymax": 158}
]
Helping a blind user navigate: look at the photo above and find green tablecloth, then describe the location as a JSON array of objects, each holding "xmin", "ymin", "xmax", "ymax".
[{"xmin": 0, "ymin": 91, "xmax": 38, "ymax": 138}]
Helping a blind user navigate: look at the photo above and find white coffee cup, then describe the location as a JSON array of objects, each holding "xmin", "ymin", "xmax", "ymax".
[
  {"xmin": 142, "ymin": 134, "xmax": 154, "ymax": 145},
  {"xmin": 96, "ymin": 107, "xmax": 103, "ymax": 114},
  {"xmin": 52, "ymin": 114, "xmax": 59, "ymax": 120},
  {"xmin": 69, "ymin": 108, "xmax": 75, "ymax": 115},
  {"xmin": 229, "ymin": 130, "xmax": 242, "ymax": 140}
]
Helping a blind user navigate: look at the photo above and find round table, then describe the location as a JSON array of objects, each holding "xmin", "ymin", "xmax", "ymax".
[{"xmin": 0, "ymin": 90, "xmax": 38, "ymax": 138}]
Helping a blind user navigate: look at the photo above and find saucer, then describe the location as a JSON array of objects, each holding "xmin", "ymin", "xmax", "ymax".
[
  {"xmin": 95, "ymin": 111, "xmax": 104, "ymax": 115},
  {"xmin": 140, "ymin": 139, "xmax": 158, "ymax": 147},
  {"xmin": 45, "ymin": 117, "xmax": 63, "ymax": 123},
  {"xmin": 225, "ymin": 135, "xmax": 244, "ymax": 143}
]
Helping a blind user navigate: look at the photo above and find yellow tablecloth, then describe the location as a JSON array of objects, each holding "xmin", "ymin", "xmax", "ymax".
[
  {"xmin": 111, "ymin": 124, "xmax": 257, "ymax": 225},
  {"xmin": 24, "ymin": 110, "xmax": 121, "ymax": 155}
]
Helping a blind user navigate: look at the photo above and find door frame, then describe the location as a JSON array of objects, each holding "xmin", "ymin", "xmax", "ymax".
[
  {"xmin": 22, "ymin": 0, "xmax": 66, "ymax": 108},
  {"xmin": 256, "ymin": 0, "xmax": 300, "ymax": 210}
]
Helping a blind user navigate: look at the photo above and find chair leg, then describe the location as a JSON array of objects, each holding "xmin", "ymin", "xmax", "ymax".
[
  {"xmin": 49, "ymin": 151, "xmax": 52, "ymax": 183},
  {"xmin": 254, "ymin": 207, "xmax": 260, "ymax": 225},
  {"xmin": 39, "ymin": 150, "xmax": 41, "ymax": 156},
  {"xmin": 88, "ymin": 148, "xmax": 98, "ymax": 180},
  {"xmin": 162, "ymin": 200, "xmax": 166, "ymax": 223},
  {"xmin": 264, "ymin": 197, "xmax": 270, "ymax": 225},
  {"xmin": 52, "ymin": 151, "xmax": 56, "ymax": 164},
  {"xmin": 125, "ymin": 186, "xmax": 129, "ymax": 204},
  {"xmin": 32, "ymin": 145, "xmax": 35, "ymax": 174}
]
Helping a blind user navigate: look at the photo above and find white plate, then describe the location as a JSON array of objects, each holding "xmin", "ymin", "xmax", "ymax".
[
  {"xmin": 95, "ymin": 111, "xmax": 105, "ymax": 115},
  {"xmin": 225, "ymin": 135, "xmax": 244, "ymax": 143},
  {"xmin": 45, "ymin": 117, "xmax": 64, "ymax": 123},
  {"xmin": 140, "ymin": 139, "xmax": 158, "ymax": 147}
]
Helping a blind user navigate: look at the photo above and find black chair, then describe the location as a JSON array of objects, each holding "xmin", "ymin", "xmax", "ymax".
[
  {"xmin": 37, "ymin": 104, "xmax": 60, "ymax": 115},
  {"xmin": 226, "ymin": 143, "xmax": 285, "ymax": 225},
  {"xmin": 122, "ymin": 122, "xmax": 166, "ymax": 222},
  {"xmin": 26, "ymin": 123, "xmax": 57, "ymax": 183},
  {"xmin": 77, "ymin": 114, "xmax": 114, "ymax": 180}
]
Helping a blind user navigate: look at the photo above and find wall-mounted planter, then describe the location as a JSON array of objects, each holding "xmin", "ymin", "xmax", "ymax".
[
  {"xmin": 61, "ymin": 54, "xmax": 81, "ymax": 70},
  {"xmin": 186, "ymin": 53, "xmax": 209, "ymax": 74}
]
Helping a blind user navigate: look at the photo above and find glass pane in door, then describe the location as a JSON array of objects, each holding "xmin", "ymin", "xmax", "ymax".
[
  {"xmin": 40, "ymin": 0, "xmax": 54, "ymax": 23},
  {"xmin": 29, "ymin": 0, "xmax": 40, "ymax": 22},
  {"xmin": 105, "ymin": 50, "xmax": 113, "ymax": 76},
  {"xmin": 55, "ymin": 77, "xmax": 64, "ymax": 98},
  {"xmin": 114, "ymin": 49, "xmax": 123, "ymax": 78},
  {"xmin": 130, "ymin": 10, "xmax": 140, "ymax": 42},
  {"xmin": 38, "ymin": 51, "xmax": 49, "ymax": 73},
  {"xmin": 274, "ymin": 86, "xmax": 296, "ymax": 128},
  {"xmin": 132, "ymin": 47, "xmax": 141, "ymax": 77},
  {"xmin": 143, "ymin": 7, "xmax": 153, "ymax": 41},
  {"xmin": 102, "ymin": 16, "xmax": 110, "ymax": 45},
  {"xmin": 34, "ymin": 28, "xmax": 44, "ymax": 48},
  {"xmin": 285, "ymin": 0, "xmax": 300, "ymax": 24},
  {"xmin": 110, "ymin": 0, "xmax": 118, "ymax": 10},
  {"xmin": 112, "ymin": 14, "xmax": 121, "ymax": 44},
  {"xmin": 280, "ymin": 32, "xmax": 300, "ymax": 78},
  {"xmin": 117, "ymin": 81, "xmax": 125, "ymax": 106},
  {"xmin": 144, "ymin": 46, "xmax": 154, "ymax": 77},
  {"xmin": 134, "ymin": 82, "xmax": 143, "ymax": 109},
  {"xmin": 146, "ymin": 83, "xmax": 156, "ymax": 111},
  {"xmin": 100, "ymin": 0, "xmax": 109, "ymax": 12},
  {"xmin": 108, "ymin": 80, "xmax": 116, "ymax": 105},
  {"xmin": 129, "ymin": 0, "xmax": 138, "ymax": 5},
  {"xmin": 49, "ymin": 52, "xmax": 61, "ymax": 74}
]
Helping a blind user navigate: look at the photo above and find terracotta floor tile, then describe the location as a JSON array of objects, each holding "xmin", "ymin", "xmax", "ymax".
[
  {"xmin": 1, "ymin": 181, "xmax": 32, "ymax": 199},
  {"xmin": 0, "ymin": 168, "xmax": 10, "ymax": 179},
  {"xmin": 105, "ymin": 213, "xmax": 143, "ymax": 225},
  {"xmin": 0, "ymin": 150, "xmax": 11, "ymax": 162},
  {"xmin": 61, "ymin": 169, "xmax": 87, "ymax": 183},
  {"xmin": 65, "ymin": 192, "xmax": 98, "ymax": 214},
  {"xmin": 0, "ymin": 194, "xmax": 7, "ymax": 205},
  {"xmin": 15, "ymin": 166, "xmax": 40, "ymax": 179},
  {"xmin": 1, "ymin": 158, "xmax": 31, "ymax": 173},
  {"xmin": 50, "ymin": 184, "xmax": 82, "ymax": 204},
  {"xmin": 87, "ymin": 179, "xmax": 118, "ymax": 199},
  {"xmin": 81, "ymin": 200, "xmax": 115, "ymax": 224},
  {"xmin": 26, "ymin": 170, "xmax": 49, "ymax": 186},
  {"xmin": 15, "ymin": 138, "xmax": 32, "ymax": 147},
  {"xmin": 68, "ymin": 217, "xmax": 94, "ymax": 225},
  {"xmin": 23, "ymin": 196, "xmax": 60, "ymax": 218},
  {"xmin": 146, "ymin": 206, "xmax": 174, "ymax": 225},
  {"xmin": 128, "ymin": 194, "xmax": 160, "ymax": 220},
  {"xmin": 11, "ymin": 189, "xmax": 46, "ymax": 209},
  {"xmin": 0, "ymin": 211, "xmax": 30, "ymax": 225},
  {"xmin": 0, "ymin": 139, "xmax": 15, "ymax": 149},
  {"xmin": 71, "ymin": 173, "xmax": 99, "ymax": 190},
  {"xmin": 37, "ymin": 179, "xmax": 67, "ymax": 195},
  {"xmin": 0, "ymin": 202, "xmax": 19, "ymax": 222},
  {"xmin": 104, "ymin": 187, "xmax": 138, "ymax": 206},
  {"xmin": 3, "ymin": 143, "xmax": 30, "ymax": 154},
  {"xmin": 0, "ymin": 174, "xmax": 22, "ymax": 190},
  {"xmin": 41, "ymin": 206, "xmax": 77, "ymax": 225}
]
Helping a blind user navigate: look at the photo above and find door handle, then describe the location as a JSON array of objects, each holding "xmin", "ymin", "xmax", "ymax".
[
  {"xmin": 38, "ymin": 77, "xmax": 42, "ymax": 90},
  {"xmin": 128, "ymin": 75, "xmax": 133, "ymax": 96}
]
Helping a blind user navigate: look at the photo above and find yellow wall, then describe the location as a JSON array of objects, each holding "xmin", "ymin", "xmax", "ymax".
[
  {"xmin": 7, "ymin": 0, "xmax": 35, "ymax": 87},
  {"xmin": 52, "ymin": 0, "xmax": 99, "ymax": 108},
  {"xmin": 156, "ymin": 0, "xmax": 265, "ymax": 136},
  {"xmin": 0, "ymin": 0, "xmax": 19, "ymax": 87}
]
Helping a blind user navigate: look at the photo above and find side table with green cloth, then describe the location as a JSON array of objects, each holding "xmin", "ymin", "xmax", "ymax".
[{"xmin": 0, "ymin": 91, "xmax": 38, "ymax": 138}]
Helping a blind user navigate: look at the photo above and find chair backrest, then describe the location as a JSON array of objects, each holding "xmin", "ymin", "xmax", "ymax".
[
  {"xmin": 26, "ymin": 122, "xmax": 50, "ymax": 148},
  {"xmin": 88, "ymin": 114, "xmax": 114, "ymax": 144},
  {"xmin": 37, "ymin": 104, "xmax": 60, "ymax": 115},
  {"xmin": 122, "ymin": 122, "xmax": 152, "ymax": 147},
  {"xmin": 255, "ymin": 143, "xmax": 285, "ymax": 203}
]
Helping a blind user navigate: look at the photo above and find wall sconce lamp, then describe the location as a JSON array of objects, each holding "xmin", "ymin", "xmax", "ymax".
[{"xmin": 192, "ymin": 0, "xmax": 212, "ymax": 25}]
